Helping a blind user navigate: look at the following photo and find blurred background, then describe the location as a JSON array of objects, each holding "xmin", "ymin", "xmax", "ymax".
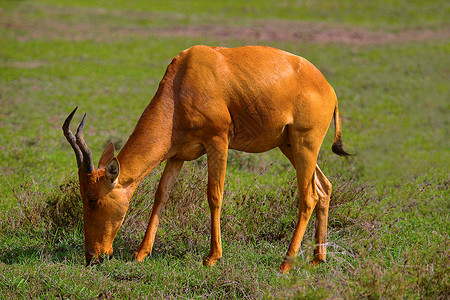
[{"xmin": 0, "ymin": 1, "xmax": 448, "ymax": 298}]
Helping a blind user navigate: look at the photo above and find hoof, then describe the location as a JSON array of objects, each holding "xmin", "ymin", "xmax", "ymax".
[
  {"xmin": 279, "ymin": 257, "xmax": 295, "ymax": 273},
  {"xmin": 131, "ymin": 252, "xmax": 147, "ymax": 262},
  {"xmin": 311, "ymin": 257, "xmax": 326, "ymax": 267},
  {"xmin": 203, "ymin": 256, "xmax": 221, "ymax": 266},
  {"xmin": 279, "ymin": 262, "xmax": 292, "ymax": 273}
]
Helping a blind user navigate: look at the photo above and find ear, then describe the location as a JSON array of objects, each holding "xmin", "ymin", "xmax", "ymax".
[
  {"xmin": 105, "ymin": 157, "xmax": 120, "ymax": 186},
  {"xmin": 98, "ymin": 142, "xmax": 115, "ymax": 169}
]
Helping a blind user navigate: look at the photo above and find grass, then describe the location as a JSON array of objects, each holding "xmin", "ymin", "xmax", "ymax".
[
  {"xmin": 12, "ymin": 0, "xmax": 450, "ymax": 29},
  {"xmin": 1, "ymin": 0, "xmax": 449, "ymax": 298},
  {"xmin": 1, "ymin": 166, "xmax": 448, "ymax": 298}
]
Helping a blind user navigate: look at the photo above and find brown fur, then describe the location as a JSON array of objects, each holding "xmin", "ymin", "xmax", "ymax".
[{"xmin": 63, "ymin": 45, "xmax": 349, "ymax": 272}]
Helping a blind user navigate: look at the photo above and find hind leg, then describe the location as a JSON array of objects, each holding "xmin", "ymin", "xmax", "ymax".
[
  {"xmin": 312, "ymin": 165, "xmax": 331, "ymax": 265},
  {"xmin": 278, "ymin": 129, "xmax": 323, "ymax": 273},
  {"xmin": 279, "ymin": 145, "xmax": 331, "ymax": 267}
]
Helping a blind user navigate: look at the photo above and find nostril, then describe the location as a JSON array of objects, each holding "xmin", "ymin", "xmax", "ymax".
[
  {"xmin": 85, "ymin": 252, "xmax": 99, "ymax": 266},
  {"xmin": 85, "ymin": 252, "xmax": 113, "ymax": 266},
  {"xmin": 86, "ymin": 256, "xmax": 102, "ymax": 266},
  {"xmin": 85, "ymin": 254, "xmax": 93, "ymax": 267}
]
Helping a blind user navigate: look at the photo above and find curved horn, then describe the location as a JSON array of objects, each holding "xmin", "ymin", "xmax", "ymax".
[
  {"xmin": 62, "ymin": 106, "xmax": 83, "ymax": 168},
  {"xmin": 76, "ymin": 113, "xmax": 95, "ymax": 173}
]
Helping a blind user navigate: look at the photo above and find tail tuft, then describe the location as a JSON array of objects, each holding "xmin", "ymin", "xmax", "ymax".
[
  {"xmin": 332, "ymin": 134, "xmax": 351, "ymax": 156},
  {"xmin": 332, "ymin": 101, "xmax": 351, "ymax": 157}
]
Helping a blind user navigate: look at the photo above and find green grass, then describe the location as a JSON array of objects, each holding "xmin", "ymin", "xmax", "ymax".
[
  {"xmin": 12, "ymin": 0, "xmax": 450, "ymax": 29},
  {"xmin": 1, "ymin": 166, "xmax": 448, "ymax": 298},
  {"xmin": 1, "ymin": 0, "xmax": 449, "ymax": 298}
]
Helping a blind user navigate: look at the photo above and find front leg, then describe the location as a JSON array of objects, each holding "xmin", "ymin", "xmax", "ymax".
[
  {"xmin": 132, "ymin": 158, "xmax": 184, "ymax": 261},
  {"xmin": 203, "ymin": 135, "xmax": 228, "ymax": 266}
]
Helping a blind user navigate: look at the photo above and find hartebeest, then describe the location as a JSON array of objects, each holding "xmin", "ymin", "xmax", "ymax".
[{"xmin": 63, "ymin": 45, "xmax": 349, "ymax": 272}]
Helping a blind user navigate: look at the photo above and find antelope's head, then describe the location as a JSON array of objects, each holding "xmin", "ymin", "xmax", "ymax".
[{"xmin": 62, "ymin": 107, "xmax": 129, "ymax": 265}]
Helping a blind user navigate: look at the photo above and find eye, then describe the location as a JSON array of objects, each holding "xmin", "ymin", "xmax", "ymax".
[
  {"xmin": 89, "ymin": 196, "xmax": 99, "ymax": 203},
  {"xmin": 86, "ymin": 191, "xmax": 99, "ymax": 203}
]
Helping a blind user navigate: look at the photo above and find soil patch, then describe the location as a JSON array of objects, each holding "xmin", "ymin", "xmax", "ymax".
[
  {"xmin": 1, "ymin": 8, "xmax": 449, "ymax": 45},
  {"xmin": 153, "ymin": 21, "xmax": 450, "ymax": 45},
  {"xmin": 7, "ymin": 61, "xmax": 46, "ymax": 69}
]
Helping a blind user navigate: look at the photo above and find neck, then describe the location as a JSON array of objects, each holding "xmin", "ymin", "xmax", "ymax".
[{"xmin": 117, "ymin": 95, "xmax": 174, "ymax": 195}]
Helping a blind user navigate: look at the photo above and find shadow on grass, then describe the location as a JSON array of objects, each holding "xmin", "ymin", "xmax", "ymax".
[{"xmin": 0, "ymin": 241, "xmax": 83, "ymax": 265}]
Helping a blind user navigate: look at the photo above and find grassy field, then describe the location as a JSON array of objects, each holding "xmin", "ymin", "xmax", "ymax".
[{"xmin": 1, "ymin": 0, "xmax": 449, "ymax": 298}]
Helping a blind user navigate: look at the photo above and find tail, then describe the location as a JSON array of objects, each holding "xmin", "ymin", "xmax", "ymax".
[{"xmin": 331, "ymin": 102, "xmax": 351, "ymax": 156}]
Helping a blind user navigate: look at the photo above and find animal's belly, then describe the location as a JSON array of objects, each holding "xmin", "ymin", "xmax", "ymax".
[
  {"xmin": 228, "ymin": 122, "xmax": 289, "ymax": 153},
  {"xmin": 226, "ymin": 98, "xmax": 293, "ymax": 153}
]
